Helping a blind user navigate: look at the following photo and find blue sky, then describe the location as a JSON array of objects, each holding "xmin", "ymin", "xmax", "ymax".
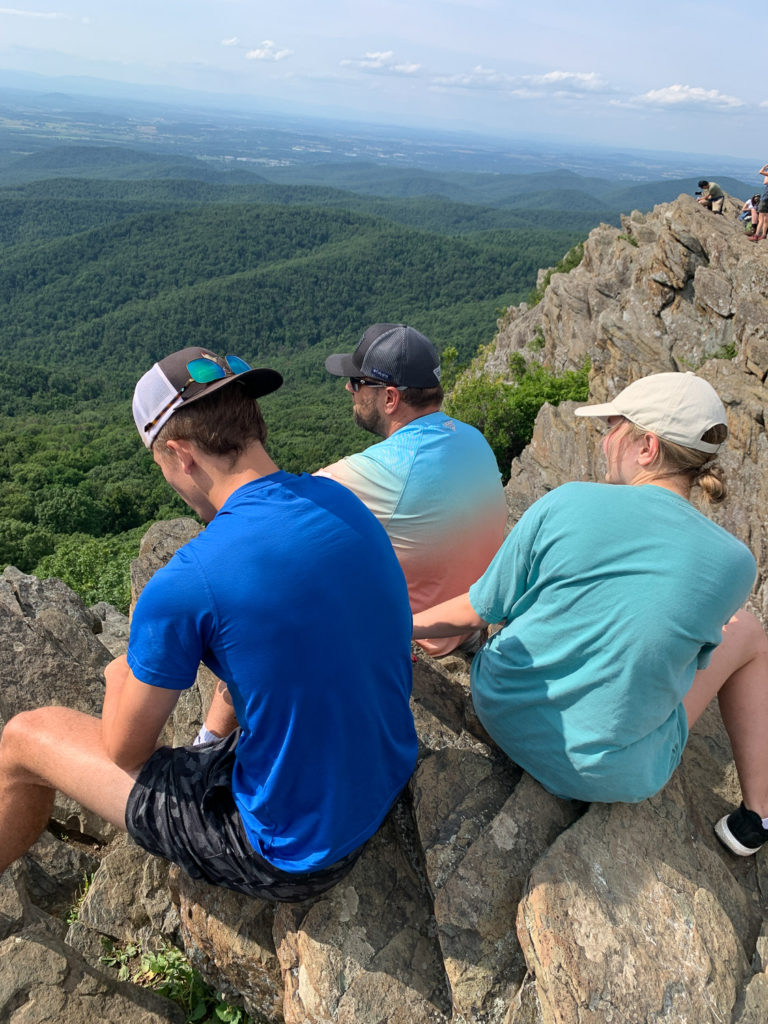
[{"xmin": 0, "ymin": 0, "xmax": 764, "ymax": 160}]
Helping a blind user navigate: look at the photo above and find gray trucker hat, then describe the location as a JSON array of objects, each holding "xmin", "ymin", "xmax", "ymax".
[{"xmin": 325, "ymin": 324, "xmax": 441, "ymax": 388}]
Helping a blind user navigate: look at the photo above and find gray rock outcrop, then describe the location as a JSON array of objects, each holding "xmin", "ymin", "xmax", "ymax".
[{"xmin": 0, "ymin": 930, "xmax": 184, "ymax": 1023}]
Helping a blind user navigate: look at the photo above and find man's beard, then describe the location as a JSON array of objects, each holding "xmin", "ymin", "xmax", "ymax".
[{"xmin": 353, "ymin": 399, "xmax": 386, "ymax": 437}]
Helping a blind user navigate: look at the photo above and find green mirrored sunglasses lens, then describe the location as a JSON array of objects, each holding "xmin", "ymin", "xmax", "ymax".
[
  {"xmin": 226, "ymin": 355, "xmax": 251, "ymax": 374},
  {"xmin": 187, "ymin": 358, "xmax": 226, "ymax": 383}
]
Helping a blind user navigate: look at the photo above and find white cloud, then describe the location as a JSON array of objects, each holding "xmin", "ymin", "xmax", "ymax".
[
  {"xmin": 221, "ymin": 37, "xmax": 239, "ymax": 47},
  {"xmin": 246, "ymin": 40, "xmax": 293, "ymax": 62},
  {"xmin": 432, "ymin": 66, "xmax": 607, "ymax": 98},
  {"xmin": 432, "ymin": 65, "xmax": 512, "ymax": 89},
  {"xmin": 508, "ymin": 88, "xmax": 546, "ymax": 99},
  {"xmin": 340, "ymin": 50, "xmax": 421, "ymax": 75},
  {"xmin": 359, "ymin": 50, "xmax": 394, "ymax": 68},
  {"xmin": 535, "ymin": 71, "xmax": 606, "ymax": 92},
  {"xmin": 0, "ymin": 7, "xmax": 68, "ymax": 18},
  {"xmin": 633, "ymin": 84, "xmax": 743, "ymax": 109}
]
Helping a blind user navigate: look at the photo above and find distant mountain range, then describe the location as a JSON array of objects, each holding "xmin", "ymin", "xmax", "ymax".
[{"xmin": 0, "ymin": 143, "xmax": 755, "ymax": 224}]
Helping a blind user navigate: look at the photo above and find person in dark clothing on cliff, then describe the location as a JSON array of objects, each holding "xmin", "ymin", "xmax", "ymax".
[
  {"xmin": 0, "ymin": 347, "xmax": 418, "ymax": 898},
  {"xmin": 748, "ymin": 164, "xmax": 768, "ymax": 242},
  {"xmin": 697, "ymin": 180, "xmax": 725, "ymax": 213}
]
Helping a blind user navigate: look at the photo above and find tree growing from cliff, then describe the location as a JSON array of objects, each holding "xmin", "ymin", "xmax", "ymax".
[{"xmin": 446, "ymin": 355, "xmax": 589, "ymax": 479}]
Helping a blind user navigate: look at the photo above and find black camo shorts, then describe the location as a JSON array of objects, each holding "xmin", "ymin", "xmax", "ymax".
[{"xmin": 125, "ymin": 729, "xmax": 363, "ymax": 901}]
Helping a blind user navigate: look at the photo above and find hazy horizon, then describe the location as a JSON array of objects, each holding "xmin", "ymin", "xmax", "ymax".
[
  {"xmin": 0, "ymin": 68, "xmax": 762, "ymax": 187},
  {"xmin": 1, "ymin": 0, "xmax": 766, "ymax": 166}
]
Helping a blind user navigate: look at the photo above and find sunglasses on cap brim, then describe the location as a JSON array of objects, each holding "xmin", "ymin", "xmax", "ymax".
[{"xmin": 143, "ymin": 353, "xmax": 251, "ymax": 433}]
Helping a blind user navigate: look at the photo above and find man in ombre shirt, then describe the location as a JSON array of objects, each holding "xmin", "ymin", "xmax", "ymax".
[{"xmin": 317, "ymin": 323, "xmax": 507, "ymax": 657}]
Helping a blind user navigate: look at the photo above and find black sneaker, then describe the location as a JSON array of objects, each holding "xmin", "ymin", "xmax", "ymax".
[{"xmin": 714, "ymin": 803, "xmax": 768, "ymax": 856}]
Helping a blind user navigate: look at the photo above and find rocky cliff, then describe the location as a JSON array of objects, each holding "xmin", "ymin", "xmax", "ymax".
[{"xmin": 1, "ymin": 191, "xmax": 767, "ymax": 1024}]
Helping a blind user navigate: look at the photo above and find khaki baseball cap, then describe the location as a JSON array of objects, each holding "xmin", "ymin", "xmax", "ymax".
[{"xmin": 575, "ymin": 371, "xmax": 727, "ymax": 454}]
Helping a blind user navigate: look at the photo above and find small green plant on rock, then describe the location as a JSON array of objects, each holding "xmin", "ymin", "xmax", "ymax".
[
  {"xmin": 65, "ymin": 870, "xmax": 95, "ymax": 925},
  {"xmin": 617, "ymin": 233, "xmax": 639, "ymax": 247},
  {"xmin": 439, "ymin": 344, "xmax": 463, "ymax": 391},
  {"xmin": 680, "ymin": 343, "xmax": 738, "ymax": 371},
  {"xmin": 528, "ymin": 327, "xmax": 546, "ymax": 352},
  {"xmin": 100, "ymin": 939, "xmax": 252, "ymax": 1023},
  {"xmin": 527, "ymin": 241, "xmax": 585, "ymax": 306},
  {"xmin": 711, "ymin": 343, "xmax": 737, "ymax": 360},
  {"xmin": 100, "ymin": 938, "xmax": 141, "ymax": 982}
]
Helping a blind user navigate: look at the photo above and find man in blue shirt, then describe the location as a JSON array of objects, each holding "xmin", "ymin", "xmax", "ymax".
[{"xmin": 0, "ymin": 347, "xmax": 418, "ymax": 899}]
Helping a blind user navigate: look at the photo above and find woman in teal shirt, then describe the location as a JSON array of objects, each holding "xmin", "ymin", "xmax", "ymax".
[{"xmin": 413, "ymin": 372, "xmax": 768, "ymax": 857}]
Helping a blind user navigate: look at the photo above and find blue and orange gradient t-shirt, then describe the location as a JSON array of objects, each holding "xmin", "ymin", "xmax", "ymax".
[{"xmin": 318, "ymin": 411, "xmax": 507, "ymax": 655}]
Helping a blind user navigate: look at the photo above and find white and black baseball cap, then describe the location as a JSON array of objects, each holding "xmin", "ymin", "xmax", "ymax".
[{"xmin": 133, "ymin": 347, "xmax": 282, "ymax": 448}]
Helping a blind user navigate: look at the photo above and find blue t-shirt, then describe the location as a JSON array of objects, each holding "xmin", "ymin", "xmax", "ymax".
[
  {"xmin": 128, "ymin": 471, "xmax": 418, "ymax": 872},
  {"xmin": 469, "ymin": 482, "xmax": 756, "ymax": 803}
]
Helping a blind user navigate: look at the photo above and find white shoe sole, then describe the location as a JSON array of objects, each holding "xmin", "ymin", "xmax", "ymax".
[{"xmin": 714, "ymin": 814, "xmax": 763, "ymax": 857}]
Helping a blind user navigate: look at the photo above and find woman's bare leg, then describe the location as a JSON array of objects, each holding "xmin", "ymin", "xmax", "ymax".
[{"xmin": 683, "ymin": 609, "xmax": 768, "ymax": 817}]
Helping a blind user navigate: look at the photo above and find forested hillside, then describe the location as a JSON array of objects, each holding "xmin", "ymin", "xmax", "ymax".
[{"xmin": 0, "ymin": 144, "xmax": 665, "ymax": 610}]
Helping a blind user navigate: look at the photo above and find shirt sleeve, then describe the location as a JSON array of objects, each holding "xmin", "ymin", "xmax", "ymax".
[
  {"xmin": 126, "ymin": 545, "xmax": 216, "ymax": 690},
  {"xmin": 468, "ymin": 498, "xmax": 543, "ymax": 624}
]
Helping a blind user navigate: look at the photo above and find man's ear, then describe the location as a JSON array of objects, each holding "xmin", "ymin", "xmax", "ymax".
[
  {"xmin": 383, "ymin": 386, "xmax": 402, "ymax": 414},
  {"xmin": 164, "ymin": 438, "xmax": 198, "ymax": 474}
]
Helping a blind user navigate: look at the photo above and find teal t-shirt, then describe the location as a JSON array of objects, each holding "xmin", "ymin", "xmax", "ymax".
[{"xmin": 469, "ymin": 482, "xmax": 756, "ymax": 802}]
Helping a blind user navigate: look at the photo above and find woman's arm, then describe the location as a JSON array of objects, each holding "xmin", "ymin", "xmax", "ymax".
[{"xmin": 413, "ymin": 592, "xmax": 489, "ymax": 639}]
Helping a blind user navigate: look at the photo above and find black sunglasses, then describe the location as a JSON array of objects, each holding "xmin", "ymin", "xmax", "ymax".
[
  {"xmin": 349, "ymin": 376, "xmax": 387, "ymax": 392},
  {"xmin": 348, "ymin": 377, "xmax": 407, "ymax": 393}
]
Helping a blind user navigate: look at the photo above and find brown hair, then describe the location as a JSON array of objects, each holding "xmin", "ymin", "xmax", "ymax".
[
  {"xmin": 624, "ymin": 421, "xmax": 728, "ymax": 504},
  {"xmin": 154, "ymin": 382, "xmax": 268, "ymax": 460},
  {"xmin": 399, "ymin": 384, "xmax": 444, "ymax": 410}
]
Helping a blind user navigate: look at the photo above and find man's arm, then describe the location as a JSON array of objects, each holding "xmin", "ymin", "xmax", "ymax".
[{"xmin": 101, "ymin": 655, "xmax": 180, "ymax": 771}]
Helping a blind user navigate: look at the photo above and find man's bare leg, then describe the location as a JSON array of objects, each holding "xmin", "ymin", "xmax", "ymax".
[
  {"xmin": 0, "ymin": 706, "xmax": 140, "ymax": 872},
  {"xmin": 201, "ymin": 679, "xmax": 239, "ymax": 739},
  {"xmin": 683, "ymin": 609, "xmax": 768, "ymax": 817}
]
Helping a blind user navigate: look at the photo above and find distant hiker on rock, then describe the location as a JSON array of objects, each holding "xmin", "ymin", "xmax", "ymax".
[
  {"xmin": 413, "ymin": 371, "xmax": 768, "ymax": 857},
  {"xmin": 318, "ymin": 323, "xmax": 507, "ymax": 657},
  {"xmin": 0, "ymin": 347, "xmax": 418, "ymax": 898},
  {"xmin": 739, "ymin": 194, "xmax": 760, "ymax": 235},
  {"xmin": 748, "ymin": 164, "xmax": 768, "ymax": 242},
  {"xmin": 697, "ymin": 179, "xmax": 725, "ymax": 213}
]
